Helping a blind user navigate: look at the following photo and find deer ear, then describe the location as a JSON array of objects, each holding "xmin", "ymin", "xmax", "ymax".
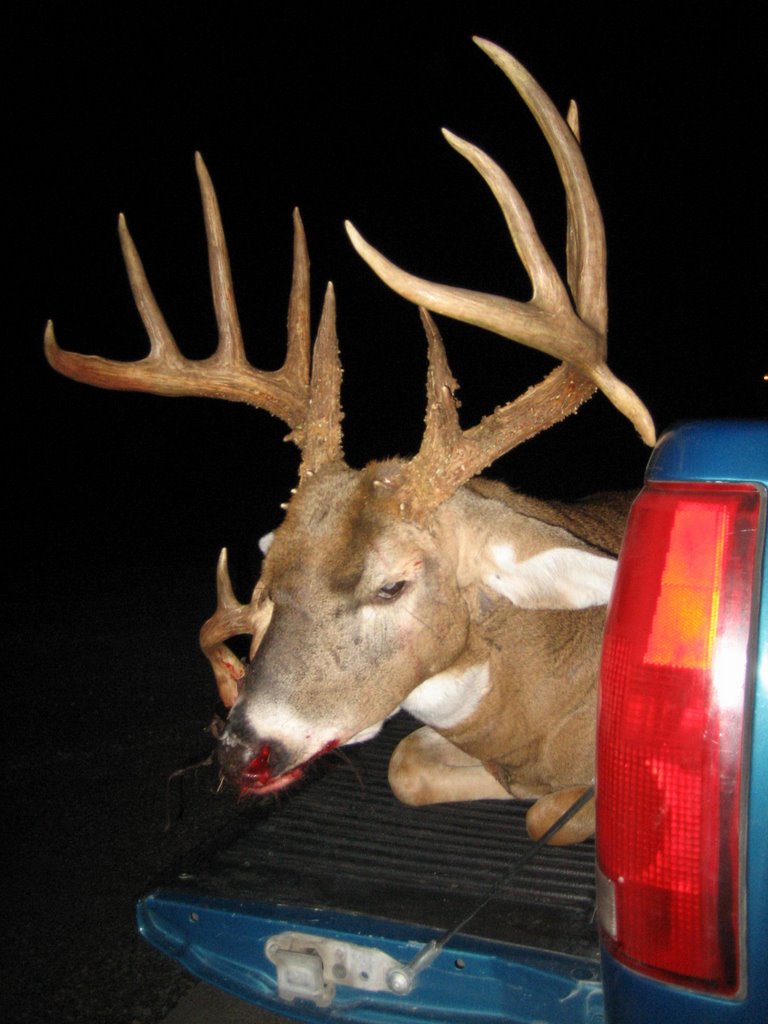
[{"xmin": 484, "ymin": 543, "xmax": 616, "ymax": 610}]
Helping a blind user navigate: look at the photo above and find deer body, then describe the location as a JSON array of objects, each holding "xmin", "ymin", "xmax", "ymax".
[
  {"xmin": 45, "ymin": 40, "xmax": 654, "ymax": 843},
  {"xmin": 219, "ymin": 467, "xmax": 634, "ymax": 842}
]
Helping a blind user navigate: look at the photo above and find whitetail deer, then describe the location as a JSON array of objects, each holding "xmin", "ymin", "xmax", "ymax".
[{"xmin": 45, "ymin": 39, "xmax": 654, "ymax": 844}]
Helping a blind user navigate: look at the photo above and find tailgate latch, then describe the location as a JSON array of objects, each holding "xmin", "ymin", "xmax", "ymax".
[{"xmin": 266, "ymin": 930, "xmax": 438, "ymax": 1006}]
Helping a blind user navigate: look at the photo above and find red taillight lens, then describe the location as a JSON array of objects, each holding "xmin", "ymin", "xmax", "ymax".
[{"xmin": 596, "ymin": 482, "xmax": 762, "ymax": 995}]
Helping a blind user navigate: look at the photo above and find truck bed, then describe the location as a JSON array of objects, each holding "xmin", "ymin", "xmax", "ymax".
[{"xmin": 152, "ymin": 713, "xmax": 598, "ymax": 960}]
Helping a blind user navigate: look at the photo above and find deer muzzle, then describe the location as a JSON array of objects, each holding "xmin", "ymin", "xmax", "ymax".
[{"xmin": 218, "ymin": 707, "xmax": 339, "ymax": 796}]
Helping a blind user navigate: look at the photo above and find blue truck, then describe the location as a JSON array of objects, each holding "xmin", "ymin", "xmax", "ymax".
[{"xmin": 137, "ymin": 418, "xmax": 767, "ymax": 1022}]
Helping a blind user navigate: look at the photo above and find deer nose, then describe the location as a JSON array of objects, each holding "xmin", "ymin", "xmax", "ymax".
[{"xmin": 217, "ymin": 715, "xmax": 290, "ymax": 790}]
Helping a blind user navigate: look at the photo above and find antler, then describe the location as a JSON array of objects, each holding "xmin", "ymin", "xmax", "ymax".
[
  {"xmin": 346, "ymin": 38, "xmax": 655, "ymax": 519},
  {"xmin": 45, "ymin": 153, "xmax": 344, "ymax": 478},
  {"xmin": 199, "ymin": 549, "xmax": 273, "ymax": 707}
]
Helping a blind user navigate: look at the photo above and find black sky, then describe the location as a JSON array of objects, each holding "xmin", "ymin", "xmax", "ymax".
[{"xmin": 10, "ymin": 3, "xmax": 765, "ymax": 588}]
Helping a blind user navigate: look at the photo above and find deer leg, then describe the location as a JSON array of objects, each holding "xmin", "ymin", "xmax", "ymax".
[
  {"xmin": 525, "ymin": 787, "xmax": 594, "ymax": 845},
  {"xmin": 388, "ymin": 725, "xmax": 513, "ymax": 805}
]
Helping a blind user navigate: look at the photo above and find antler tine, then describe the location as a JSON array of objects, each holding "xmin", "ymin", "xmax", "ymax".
[
  {"xmin": 391, "ymin": 313, "xmax": 593, "ymax": 518},
  {"xmin": 474, "ymin": 39, "xmax": 607, "ymax": 336},
  {"xmin": 284, "ymin": 206, "xmax": 312, "ymax": 393},
  {"xmin": 346, "ymin": 127, "xmax": 596, "ymax": 367},
  {"xmin": 477, "ymin": 41, "xmax": 654, "ymax": 441},
  {"xmin": 195, "ymin": 152, "xmax": 247, "ymax": 368},
  {"xmin": 346, "ymin": 39, "xmax": 655, "ymax": 463},
  {"xmin": 199, "ymin": 548, "xmax": 273, "ymax": 707},
  {"xmin": 297, "ymin": 282, "xmax": 345, "ymax": 475},
  {"xmin": 45, "ymin": 156, "xmax": 315, "ymax": 434}
]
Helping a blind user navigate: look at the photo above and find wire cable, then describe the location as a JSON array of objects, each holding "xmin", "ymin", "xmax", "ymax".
[{"xmin": 396, "ymin": 784, "xmax": 596, "ymax": 989}]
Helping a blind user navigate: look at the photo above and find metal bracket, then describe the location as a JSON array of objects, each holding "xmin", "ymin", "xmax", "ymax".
[{"xmin": 265, "ymin": 930, "xmax": 425, "ymax": 1006}]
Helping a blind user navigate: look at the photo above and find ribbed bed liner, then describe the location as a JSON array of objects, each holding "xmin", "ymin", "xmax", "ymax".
[{"xmin": 172, "ymin": 714, "xmax": 599, "ymax": 959}]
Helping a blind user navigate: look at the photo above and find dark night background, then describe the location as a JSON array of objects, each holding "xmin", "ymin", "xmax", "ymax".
[{"xmin": 6, "ymin": 3, "xmax": 766, "ymax": 1022}]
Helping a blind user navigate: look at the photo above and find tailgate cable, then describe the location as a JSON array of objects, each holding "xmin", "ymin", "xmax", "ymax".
[{"xmin": 385, "ymin": 783, "xmax": 596, "ymax": 994}]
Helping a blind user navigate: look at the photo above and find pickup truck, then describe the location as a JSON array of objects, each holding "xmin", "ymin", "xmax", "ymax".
[{"xmin": 137, "ymin": 418, "xmax": 767, "ymax": 1023}]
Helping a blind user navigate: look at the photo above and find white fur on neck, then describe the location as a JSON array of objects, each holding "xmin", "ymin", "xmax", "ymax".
[{"xmin": 403, "ymin": 661, "xmax": 490, "ymax": 729}]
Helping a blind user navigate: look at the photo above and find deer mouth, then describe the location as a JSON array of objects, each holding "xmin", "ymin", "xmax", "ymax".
[{"xmin": 236, "ymin": 739, "xmax": 339, "ymax": 797}]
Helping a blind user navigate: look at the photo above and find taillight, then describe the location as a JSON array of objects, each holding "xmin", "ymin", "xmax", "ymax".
[{"xmin": 596, "ymin": 481, "xmax": 763, "ymax": 995}]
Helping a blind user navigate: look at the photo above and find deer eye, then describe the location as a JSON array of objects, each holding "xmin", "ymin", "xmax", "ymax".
[{"xmin": 376, "ymin": 580, "xmax": 407, "ymax": 602}]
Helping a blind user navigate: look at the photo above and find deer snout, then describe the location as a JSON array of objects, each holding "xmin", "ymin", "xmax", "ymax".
[{"xmin": 217, "ymin": 714, "xmax": 293, "ymax": 794}]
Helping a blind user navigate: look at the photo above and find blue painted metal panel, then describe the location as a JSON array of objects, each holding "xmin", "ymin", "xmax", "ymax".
[
  {"xmin": 647, "ymin": 420, "xmax": 768, "ymax": 485},
  {"xmin": 600, "ymin": 948, "xmax": 766, "ymax": 1024},
  {"xmin": 137, "ymin": 892, "xmax": 604, "ymax": 1023}
]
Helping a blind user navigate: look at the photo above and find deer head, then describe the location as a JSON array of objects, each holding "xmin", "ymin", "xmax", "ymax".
[{"xmin": 46, "ymin": 40, "xmax": 654, "ymax": 807}]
